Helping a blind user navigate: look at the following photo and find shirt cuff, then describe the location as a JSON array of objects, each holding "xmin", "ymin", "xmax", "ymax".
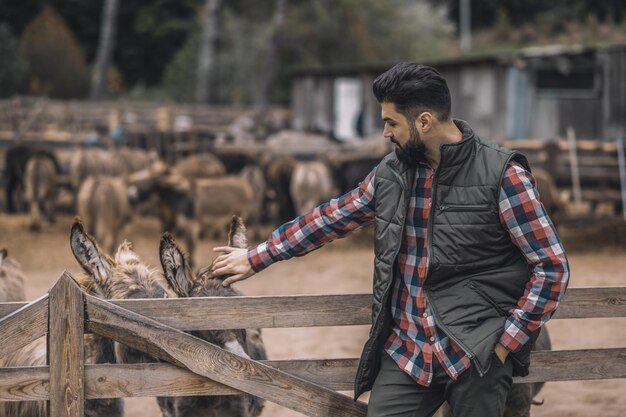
[
  {"xmin": 246, "ymin": 242, "xmax": 277, "ymax": 273},
  {"xmin": 498, "ymin": 316, "xmax": 533, "ymax": 353}
]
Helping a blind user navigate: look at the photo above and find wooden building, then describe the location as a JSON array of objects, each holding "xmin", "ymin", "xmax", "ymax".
[{"xmin": 290, "ymin": 43, "xmax": 626, "ymax": 141}]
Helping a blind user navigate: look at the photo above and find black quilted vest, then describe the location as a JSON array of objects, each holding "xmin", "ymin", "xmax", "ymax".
[{"xmin": 354, "ymin": 120, "xmax": 532, "ymax": 399}]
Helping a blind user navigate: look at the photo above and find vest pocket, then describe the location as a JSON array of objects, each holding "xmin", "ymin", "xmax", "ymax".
[{"xmin": 468, "ymin": 280, "xmax": 509, "ymax": 317}]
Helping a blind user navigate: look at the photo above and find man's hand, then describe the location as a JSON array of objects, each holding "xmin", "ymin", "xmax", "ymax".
[
  {"xmin": 211, "ymin": 247, "xmax": 256, "ymax": 286},
  {"xmin": 494, "ymin": 343, "xmax": 509, "ymax": 365}
]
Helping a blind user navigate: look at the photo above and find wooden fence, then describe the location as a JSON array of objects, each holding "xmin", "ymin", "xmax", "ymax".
[{"xmin": 0, "ymin": 272, "xmax": 625, "ymax": 417}]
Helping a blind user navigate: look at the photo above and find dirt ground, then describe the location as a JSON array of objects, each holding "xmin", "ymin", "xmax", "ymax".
[{"xmin": 0, "ymin": 213, "xmax": 625, "ymax": 417}]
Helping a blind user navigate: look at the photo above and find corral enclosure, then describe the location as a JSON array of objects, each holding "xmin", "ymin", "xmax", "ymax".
[
  {"xmin": 0, "ymin": 99, "xmax": 625, "ymax": 416},
  {"xmin": 0, "ymin": 213, "xmax": 625, "ymax": 416}
]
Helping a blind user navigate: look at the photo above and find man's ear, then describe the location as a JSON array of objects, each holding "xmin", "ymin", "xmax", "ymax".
[
  {"xmin": 416, "ymin": 112, "xmax": 433, "ymax": 133},
  {"xmin": 70, "ymin": 217, "xmax": 112, "ymax": 288}
]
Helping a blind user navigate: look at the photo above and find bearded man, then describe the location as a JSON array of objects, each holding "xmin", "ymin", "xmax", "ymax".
[{"xmin": 212, "ymin": 62, "xmax": 569, "ymax": 417}]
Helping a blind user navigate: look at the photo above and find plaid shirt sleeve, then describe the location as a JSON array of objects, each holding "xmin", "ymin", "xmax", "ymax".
[
  {"xmin": 247, "ymin": 166, "xmax": 377, "ymax": 272},
  {"xmin": 497, "ymin": 162, "xmax": 570, "ymax": 353}
]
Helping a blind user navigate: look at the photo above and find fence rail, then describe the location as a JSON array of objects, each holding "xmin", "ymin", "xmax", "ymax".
[{"xmin": 0, "ymin": 272, "xmax": 625, "ymax": 416}]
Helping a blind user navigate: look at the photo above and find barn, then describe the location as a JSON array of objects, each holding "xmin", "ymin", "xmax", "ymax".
[{"xmin": 290, "ymin": 43, "xmax": 626, "ymax": 142}]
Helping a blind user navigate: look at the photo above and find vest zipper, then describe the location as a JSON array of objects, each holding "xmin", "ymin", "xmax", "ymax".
[
  {"xmin": 437, "ymin": 204, "xmax": 494, "ymax": 213},
  {"xmin": 423, "ymin": 150, "xmax": 486, "ymax": 377},
  {"xmin": 354, "ymin": 163, "xmax": 411, "ymax": 396}
]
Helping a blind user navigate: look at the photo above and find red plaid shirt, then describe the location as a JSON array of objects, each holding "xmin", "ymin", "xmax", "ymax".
[{"xmin": 248, "ymin": 160, "xmax": 569, "ymax": 386}]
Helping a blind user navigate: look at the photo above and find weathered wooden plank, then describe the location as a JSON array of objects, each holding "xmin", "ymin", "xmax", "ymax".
[
  {"xmin": 2, "ymin": 287, "xmax": 626, "ymax": 327},
  {"xmin": 48, "ymin": 273, "xmax": 85, "ymax": 417},
  {"xmin": 2, "ymin": 349, "xmax": 625, "ymax": 402},
  {"xmin": 0, "ymin": 349, "xmax": 623, "ymax": 401},
  {"xmin": 0, "ymin": 366, "xmax": 49, "ymax": 401},
  {"xmin": 108, "ymin": 293, "xmax": 373, "ymax": 330},
  {"xmin": 0, "ymin": 294, "xmax": 48, "ymax": 359},
  {"xmin": 0, "ymin": 302, "xmax": 28, "ymax": 319},
  {"xmin": 519, "ymin": 348, "xmax": 626, "ymax": 383},
  {"xmin": 84, "ymin": 359, "xmax": 360, "ymax": 398},
  {"xmin": 85, "ymin": 295, "xmax": 367, "ymax": 417},
  {"xmin": 554, "ymin": 287, "xmax": 626, "ymax": 319}
]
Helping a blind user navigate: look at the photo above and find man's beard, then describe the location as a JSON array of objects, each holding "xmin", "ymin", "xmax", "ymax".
[{"xmin": 394, "ymin": 125, "xmax": 425, "ymax": 165}]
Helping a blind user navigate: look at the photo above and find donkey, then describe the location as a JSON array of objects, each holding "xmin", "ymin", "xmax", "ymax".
[
  {"xmin": 70, "ymin": 218, "xmax": 177, "ymax": 417},
  {"xmin": 1, "ymin": 240, "xmax": 123, "ymax": 417},
  {"xmin": 157, "ymin": 216, "xmax": 266, "ymax": 417},
  {"xmin": 0, "ymin": 249, "xmax": 25, "ymax": 302},
  {"xmin": 76, "ymin": 159, "xmax": 168, "ymax": 254},
  {"xmin": 23, "ymin": 155, "xmax": 58, "ymax": 231}
]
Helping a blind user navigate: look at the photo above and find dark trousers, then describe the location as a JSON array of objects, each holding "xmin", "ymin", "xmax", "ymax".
[{"xmin": 367, "ymin": 352, "xmax": 514, "ymax": 417}]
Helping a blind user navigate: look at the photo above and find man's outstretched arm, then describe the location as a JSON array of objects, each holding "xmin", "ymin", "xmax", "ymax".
[{"xmin": 212, "ymin": 167, "xmax": 378, "ymax": 286}]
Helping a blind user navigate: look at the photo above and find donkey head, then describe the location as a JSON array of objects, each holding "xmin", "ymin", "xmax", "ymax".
[
  {"xmin": 159, "ymin": 215, "xmax": 254, "ymax": 359},
  {"xmin": 70, "ymin": 217, "xmax": 175, "ymax": 365}
]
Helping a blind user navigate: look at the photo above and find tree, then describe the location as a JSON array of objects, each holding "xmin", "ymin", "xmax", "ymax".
[
  {"xmin": 19, "ymin": 5, "xmax": 89, "ymax": 98},
  {"xmin": 0, "ymin": 24, "xmax": 26, "ymax": 97},
  {"xmin": 196, "ymin": 0, "xmax": 224, "ymax": 103},
  {"xmin": 258, "ymin": 0, "xmax": 287, "ymax": 108},
  {"xmin": 90, "ymin": 0, "xmax": 120, "ymax": 100}
]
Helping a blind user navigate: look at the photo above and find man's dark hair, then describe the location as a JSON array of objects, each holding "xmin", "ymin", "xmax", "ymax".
[{"xmin": 373, "ymin": 62, "xmax": 451, "ymax": 121}]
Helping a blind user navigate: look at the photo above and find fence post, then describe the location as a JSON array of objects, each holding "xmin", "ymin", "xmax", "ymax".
[
  {"xmin": 566, "ymin": 126, "xmax": 583, "ymax": 206},
  {"xmin": 48, "ymin": 272, "xmax": 85, "ymax": 417}
]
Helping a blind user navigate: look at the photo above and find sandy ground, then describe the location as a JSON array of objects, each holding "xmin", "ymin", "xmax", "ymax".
[{"xmin": 0, "ymin": 213, "xmax": 625, "ymax": 417}]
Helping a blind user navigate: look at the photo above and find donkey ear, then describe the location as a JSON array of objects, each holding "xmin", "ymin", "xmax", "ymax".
[
  {"xmin": 159, "ymin": 233, "xmax": 192, "ymax": 297},
  {"xmin": 0, "ymin": 248, "xmax": 7, "ymax": 266},
  {"xmin": 227, "ymin": 215, "xmax": 248, "ymax": 249},
  {"xmin": 70, "ymin": 217, "xmax": 112, "ymax": 287}
]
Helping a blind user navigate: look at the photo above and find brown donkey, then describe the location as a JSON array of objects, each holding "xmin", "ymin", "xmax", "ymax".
[
  {"xmin": 0, "ymin": 239, "xmax": 123, "ymax": 417},
  {"xmin": 70, "ymin": 218, "xmax": 177, "ymax": 417},
  {"xmin": 158, "ymin": 216, "xmax": 266, "ymax": 417}
]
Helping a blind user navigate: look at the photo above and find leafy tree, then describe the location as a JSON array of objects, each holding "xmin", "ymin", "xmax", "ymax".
[
  {"xmin": 0, "ymin": 24, "xmax": 26, "ymax": 97},
  {"xmin": 19, "ymin": 5, "xmax": 89, "ymax": 98}
]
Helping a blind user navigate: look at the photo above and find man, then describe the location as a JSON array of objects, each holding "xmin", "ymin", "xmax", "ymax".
[{"xmin": 212, "ymin": 63, "xmax": 569, "ymax": 417}]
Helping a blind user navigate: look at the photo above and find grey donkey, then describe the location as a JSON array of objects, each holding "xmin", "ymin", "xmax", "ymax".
[
  {"xmin": 157, "ymin": 215, "xmax": 267, "ymax": 417},
  {"xmin": 1, "ymin": 239, "xmax": 123, "ymax": 417},
  {"xmin": 70, "ymin": 217, "xmax": 177, "ymax": 417}
]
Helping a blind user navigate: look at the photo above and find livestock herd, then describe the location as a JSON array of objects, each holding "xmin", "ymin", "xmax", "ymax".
[{"xmin": 3, "ymin": 144, "xmax": 380, "ymax": 264}]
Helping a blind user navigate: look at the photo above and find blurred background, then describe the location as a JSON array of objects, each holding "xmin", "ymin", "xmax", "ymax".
[{"xmin": 0, "ymin": 1, "xmax": 625, "ymax": 416}]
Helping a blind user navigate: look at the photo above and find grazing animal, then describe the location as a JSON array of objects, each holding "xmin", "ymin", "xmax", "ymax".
[
  {"xmin": 77, "ymin": 176, "xmax": 132, "ymax": 254},
  {"xmin": 325, "ymin": 155, "xmax": 380, "ymax": 195},
  {"xmin": 23, "ymin": 155, "xmax": 58, "ymax": 230},
  {"xmin": 158, "ymin": 216, "xmax": 266, "ymax": 417},
  {"xmin": 438, "ymin": 328, "xmax": 552, "ymax": 417},
  {"xmin": 289, "ymin": 161, "xmax": 335, "ymax": 215},
  {"xmin": 1, "ymin": 241, "xmax": 123, "ymax": 417},
  {"xmin": 76, "ymin": 158, "xmax": 168, "ymax": 254},
  {"xmin": 130, "ymin": 172, "xmax": 253, "ymax": 265},
  {"xmin": 264, "ymin": 157, "xmax": 297, "ymax": 223},
  {"xmin": 239, "ymin": 164, "xmax": 267, "ymax": 229},
  {"xmin": 0, "ymin": 249, "xmax": 25, "ymax": 302},
  {"xmin": 533, "ymin": 169, "xmax": 563, "ymax": 230},
  {"xmin": 3, "ymin": 145, "xmax": 61, "ymax": 213},
  {"xmin": 69, "ymin": 147, "xmax": 157, "ymax": 192},
  {"xmin": 172, "ymin": 153, "xmax": 226, "ymax": 180},
  {"xmin": 70, "ymin": 218, "xmax": 175, "ymax": 417}
]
